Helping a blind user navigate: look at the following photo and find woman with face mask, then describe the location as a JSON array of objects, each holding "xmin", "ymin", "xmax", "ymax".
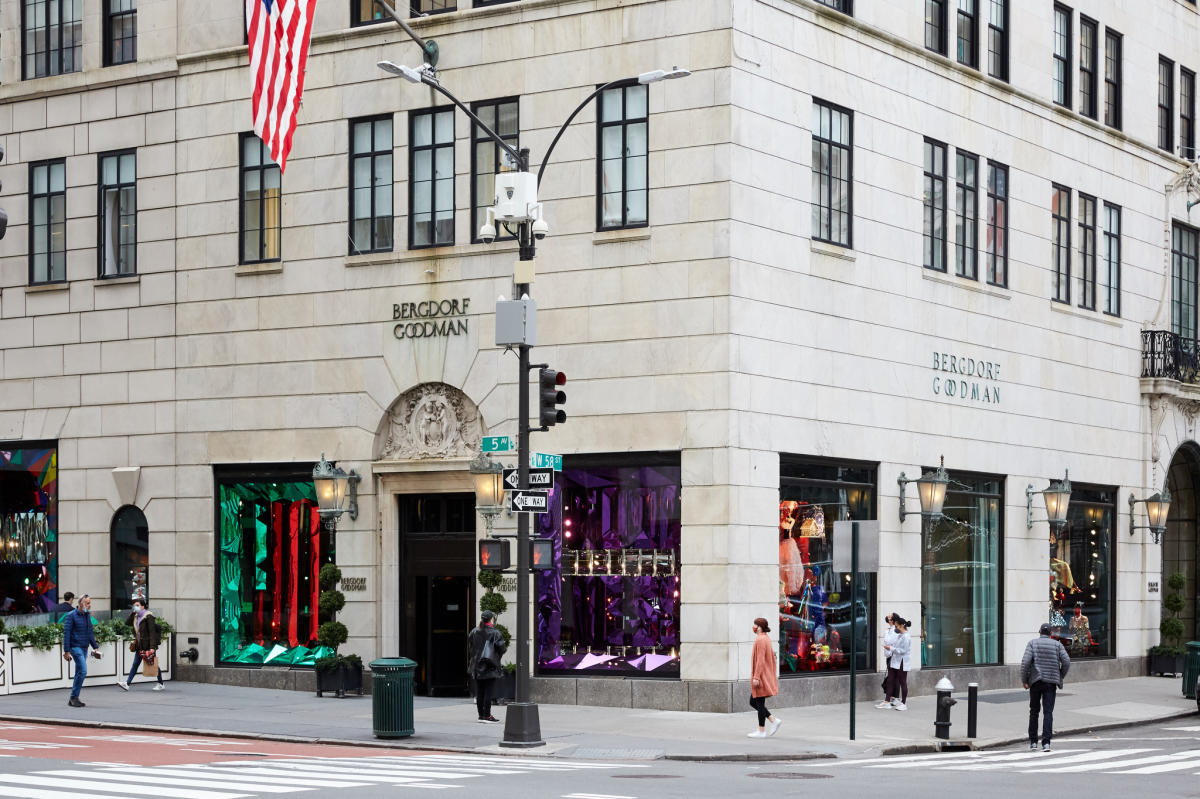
[{"xmin": 117, "ymin": 599, "xmax": 164, "ymax": 691}]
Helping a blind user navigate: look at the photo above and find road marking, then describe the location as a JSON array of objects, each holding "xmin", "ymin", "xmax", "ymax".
[
  {"xmin": 941, "ymin": 749, "xmax": 1156, "ymax": 770},
  {"xmin": 563, "ymin": 794, "xmax": 637, "ymax": 799},
  {"xmin": 1044, "ymin": 751, "xmax": 1200, "ymax": 773},
  {"xmin": 2, "ymin": 773, "xmax": 244, "ymax": 799},
  {"xmin": 0, "ymin": 739, "xmax": 88, "ymax": 751},
  {"xmin": 46, "ymin": 769, "xmax": 301, "ymax": 794}
]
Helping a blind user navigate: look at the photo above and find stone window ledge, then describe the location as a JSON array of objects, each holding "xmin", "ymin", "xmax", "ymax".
[
  {"xmin": 594, "ymin": 229, "xmax": 651, "ymax": 246},
  {"xmin": 1049, "ymin": 299, "xmax": 1123, "ymax": 327},
  {"xmin": 810, "ymin": 239, "xmax": 855, "ymax": 261},
  {"xmin": 24, "ymin": 282, "xmax": 70, "ymax": 294},
  {"xmin": 922, "ymin": 269, "xmax": 1011, "ymax": 300},
  {"xmin": 235, "ymin": 262, "xmax": 284, "ymax": 277},
  {"xmin": 95, "ymin": 275, "xmax": 140, "ymax": 287},
  {"xmin": 346, "ymin": 242, "xmax": 519, "ymax": 268}
]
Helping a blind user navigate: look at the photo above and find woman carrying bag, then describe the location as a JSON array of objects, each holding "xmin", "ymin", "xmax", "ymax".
[
  {"xmin": 117, "ymin": 599, "xmax": 164, "ymax": 691},
  {"xmin": 748, "ymin": 617, "xmax": 782, "ymax": 738}
]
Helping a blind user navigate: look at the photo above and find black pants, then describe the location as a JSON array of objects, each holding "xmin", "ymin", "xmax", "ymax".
[
  {"xmin": 476, "ymin": 677, "xmax": 495, "ymax": 719},
  {"xmin": 1028, "ymin": 681, "xmax": 1057, "ymax": 745},
  {"xmin": 887, "ymin": 668, "xmax": 908, "ymax": 703},
  {"xmin": 749, "ymin": 696, "xmax": 770, "ymax": 726}
]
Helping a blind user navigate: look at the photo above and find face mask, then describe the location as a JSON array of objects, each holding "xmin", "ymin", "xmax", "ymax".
[{"xmin": 135, "ymin": 606, "xmax": 147, "ymax": 619}]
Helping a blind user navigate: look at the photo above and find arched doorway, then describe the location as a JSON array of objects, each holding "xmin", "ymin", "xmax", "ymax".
[{"xmin": 1164, "ymin": 444, "xmax": 1200, "ymax": 644}]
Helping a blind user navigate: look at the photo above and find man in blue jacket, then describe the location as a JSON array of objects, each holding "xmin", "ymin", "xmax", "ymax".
[{"xmin": 61, "ymin": 594, "xmax": 101, "ymax": 707}]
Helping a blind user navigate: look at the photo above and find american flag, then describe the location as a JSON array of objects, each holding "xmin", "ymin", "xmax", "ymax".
[{"xmin": 246, "ymin": 0, "xmax": 317, "ymax": 172}]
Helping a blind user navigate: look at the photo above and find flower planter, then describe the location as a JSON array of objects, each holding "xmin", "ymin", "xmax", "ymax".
[
  {"xmin": 316, "ymin": 663, "xmax": 363, "ymax": 698},
  {"xmin": 494, "ymin": 671, "xmax": 516, "ymax": 703},
  {"xmin": 1149, "ymin": 652, "xmax": 1185, "ymax": 676},
  {"xmin": 0, "ymin": 635, "xmax": 171, "ymax": 695}
]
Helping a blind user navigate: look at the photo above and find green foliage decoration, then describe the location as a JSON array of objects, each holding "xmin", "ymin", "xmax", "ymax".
[
  {"xmin": 318, "ymin": 590, "xmax": 346, "ymax": 617},
  {"xmin": 317, "ymin": 621, "xmax": 349, "ymax": 650},
  {"xmin": 477, "ymin": 570, "xmax": 503, "ymax": 591},
  {"xmin": 6, "ymin": 623, "xmax": 63, "ymax": 651},
  {"xmin": 1152, "ymin": 571, "xmax": 1190, "ymax": 656},
  {"xmin": 479, "ymin": 591, "xmax": 508, "ymax": 616},
  {"xmin": 319, "ymin": 563, "xmax": 343, "ymax": 591},
  {"xmin": 493, "ymin": 623, "xmax": 512, "ymax": 647}
]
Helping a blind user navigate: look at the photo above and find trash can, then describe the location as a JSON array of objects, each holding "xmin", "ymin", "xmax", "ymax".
[
  {"xmin": 370, "ymin": 658, "xmax": 417, "ymax": 738},
  {"xmin": 1184, "ymin": 641, "xmax": 1200, "ymax": 700}
]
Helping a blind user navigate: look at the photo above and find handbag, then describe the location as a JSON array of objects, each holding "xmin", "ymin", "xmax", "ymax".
[
  {"xmin": 129, "ymin": 642, "xmax": 137, "ymax": 653},
  {"xmin": 476, "ymin": 638, "xmax": 497, "ymax": 676}
]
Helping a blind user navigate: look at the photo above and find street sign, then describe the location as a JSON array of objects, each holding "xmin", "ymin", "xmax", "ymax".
[
  {"xmin": 530, "ymin": 452, "xmax": 562, "ymax": 471},
  {"xmin": 509, "ymin": 490, "xmax": 549, "ymax": 513},
  {"xmin": 503, "ymin": 468, "xmax": 554, "ymax": 490},
  {"xmin": 482, "ymin": 435, "xmax": 515, "ymax": 453}
]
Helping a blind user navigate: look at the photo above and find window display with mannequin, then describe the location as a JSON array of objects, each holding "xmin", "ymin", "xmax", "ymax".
[{"xmin": 1047, "ymin": 485, "xmax": 1114, "ymax": 658}]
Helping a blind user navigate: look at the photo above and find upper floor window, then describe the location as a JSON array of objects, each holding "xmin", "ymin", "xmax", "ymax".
[
  {"xmin": 811, "ymin": 100, "xmax": 853, "ymax": 248},
  {"xmin": 99, "ymin": 150, "xmax": 137, "ymax": 278},
  {"xmin": 1103, "ymin": 30, "xmax": 1122, "ymax": 129},
  {"xmin": 597, "ymin": 82, "xmax": 648, "ymax": 231},
  {"xmin": 1078, "ymin": 193, "xmax": 1097, "ymax": 310},
  {"xmin": 411, "ymin": 0, "xmax": 454, "ymax": 14},
  {"xmin": 352, "ymin": 1, "xmax": 388, "ymax": 25},
  {"xmin": 1181, "ymin": 68, "xmax": 1196, "ymax": 161},
  {"xmin": 955, "ymin": 150, "xmax": 978, "ymax": 280},
  {"xmin": 1171, "ymin": 222, "xmax": 1199, "ymax": 342},
  {"xmin": 240, "ymin": 134, "xmax": 281, "ymax": 264},
  {"xmin": 409, "ymin": 106, "xmax": 455, "ymax": 248},
  {"xmin": 924, "ymin": 139, "xmax": 947, "ymax": 272},
  {"xmin": 23, "ymin": 0, "xmax": 82, "ymax": 79},
  {"xmin": 813, "ymin": 0, "xmax": 851, "ymax": 13},
  {"xmin": 986, "ymin": 0, "xmax": 1008, "ymax": 80},
  {"xmin": 103, "ymin": 0, "xmax": 136, "ymax": 66},
  {"xmin": 1160, "ymin": 57, "xmax": 1176, "ymax": 153},
  {"xmin": 956, "ymin": 0, "xmax": 978, "ymax": 69},
  {"xmin": 349, "ymin": 116, "xmax": 393, "ymax": 255},
  {"xmin": 1078, "ymin": 17, "xmax": 1098, "ymax": 119},
  {"xmin": 471, "ymin": 98, "xmax": 519, "ymax": 243},
  {"xmin": 985, "ymin": 161, "xmax": 1008, "ymax": 287},
  {"xmin": 1051, "ymin": 185, "xmax": 1071, "ymax": 303},
  {"xmin": 925, "ymin": 1, "xmax": 947, "ymax": 55},
  {"xmin": 1052, "ymin": 5, "xmax": 1072, "ymax": 108},
  {"xmin": 1102, "ymin": 203, "xmax": 1120, "ymax": 317},
  {"xmin": 29, "ymin": 159, "xmax": 67, "ymax": 284}
]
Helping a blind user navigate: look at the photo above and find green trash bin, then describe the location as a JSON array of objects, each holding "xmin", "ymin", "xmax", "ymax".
[
  {"xmin": 370, "ymin": 658, "xmax": 417, "ymax": 738},
  {"xmin": 1183, "ymin": 642, "xmax": 1200, "ymax": 700}
]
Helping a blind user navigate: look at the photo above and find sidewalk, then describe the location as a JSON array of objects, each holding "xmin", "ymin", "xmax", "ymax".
[{"xmin": 0, "ymin": 676, "xmax": 1194, "ymax": 760}]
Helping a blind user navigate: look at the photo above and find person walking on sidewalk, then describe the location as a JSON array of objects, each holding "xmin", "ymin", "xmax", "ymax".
[
  {"xmin": 885, "ymin": 616, "xmax": 912, "ymax": 710},
  {"xmin": 52, "ymin": 591, "xmax": 75, "ymax": 619},
  {"xmin": 876, "ymin": 613, "xmax": 899, "ymax": 708},
  {"xmin": 467, "ymin": 610, "xmax": 507, "ymax": 724},
  {"xmin": 117, "ymin": 599, "xmax": 164, "ymax": 692},
  {"xmin": 748, "ymin": 617, "xmax": 782, "ymax": 738},
  {"xmin": 61, "ymin": 595, "xmax": 101, "ymax": 708},
  {"xmin": 1022, "ymin": 622, "xmax": 1070, "ymax": 752}
]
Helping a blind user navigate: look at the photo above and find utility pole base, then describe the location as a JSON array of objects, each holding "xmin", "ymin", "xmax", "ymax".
[{"xmin": 500, "ymin": 702, "xmax": 545, "ymax": 747}]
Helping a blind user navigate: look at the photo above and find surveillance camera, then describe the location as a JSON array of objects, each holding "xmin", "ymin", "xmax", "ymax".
[
  {"xmin": 531, "ymin": 218, "xmax": 549, "ymax": 241},
  {"xmin": 478, "ymin": 223, "xmax": 497, "ymax": 244}
]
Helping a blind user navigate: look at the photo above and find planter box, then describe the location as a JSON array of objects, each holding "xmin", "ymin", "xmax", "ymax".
[
  {"xmin": 1149, "ymin": 652, "xmax": 1185, "ymax": 676},
  {"xmin": 0, "ymin": 636, "xmax": 172, "ymax": 696},
  {"xmin": 316, "ymin": 664, "xmax": 363, "ymax": 698},
  {"xmin": 494, "ymin": 672, "xmax": 516, "ymax": 703}
]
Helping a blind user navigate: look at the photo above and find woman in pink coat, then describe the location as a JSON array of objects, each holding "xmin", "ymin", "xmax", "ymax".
[{"xmin": 748, "ymin": 617, "xmax": 782, "ymax": 738}]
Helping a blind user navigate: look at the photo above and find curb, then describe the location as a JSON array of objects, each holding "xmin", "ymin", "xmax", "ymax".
[{"xmin": 665, "ymin": 752, "xmax": 837, "ymax": 762}]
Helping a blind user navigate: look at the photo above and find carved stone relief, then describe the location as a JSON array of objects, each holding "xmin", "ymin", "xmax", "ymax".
[{"xmin": 377, "ymin": 383, "xmax": 483, "ymax": 460}]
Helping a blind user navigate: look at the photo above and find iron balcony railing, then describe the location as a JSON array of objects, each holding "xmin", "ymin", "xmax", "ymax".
[{"xmin": 1142, "ymin": 330, "xmax": 1200, "ymax": 383}]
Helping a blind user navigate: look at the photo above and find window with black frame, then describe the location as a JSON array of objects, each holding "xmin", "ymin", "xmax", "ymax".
[
  {"xmin": 351, "ymin": 0, "xmax": 387, "ymax": 25},
  {"xmin": 349, "ymin": 116, "xmax": 393, "ymax": 254},
  {"xmin": 409, "ymin": 107, "xmax": 455, "ymax": 248},
  {"xmin": 955, "ymin": 150, "xmax": 978, "ymax": 279},
  {"xmin": 812, "ymin": 100, "xmax": 853, "ymax": 247},
  {"xmin": 1078, "ymin": 193, "xmax": 1096, "ymax": 310},
  {"xmin": 986, "ymin": 0, "xmax": 1007, "ymax": 81},
  {"xmin": 597, "ymin": 82, "xmax": 648, "ymax": 231},
  {"xmin": 22, "ymin": 0, "xmax": 82, "ymax": 79},
  {"xmin": 99, "ymin": 150, "xmax": 137, "ymax": 278},
  {"xmin": 29, "ymin": 159, "xmax": 67, "ymax": 285},
  {"xmin": 1172, "ymin": 221, "xmax": 1199, "ymax": 342},
  {"xmin": 956, "ymin": 0, "xmax": 978, "ymax": 69},
  {"xmin": 1047, "ymin": 486, "xmax": 1115, "ymax": 658},
  {"xmin": 778, "ymin": 458, "xmax": 875, "ymax": 675},
  {"xmin": 411, "ymin": 0, "xmax": 454, "ymax": 15},
  {"xmin": 471, "ymin": 98, "xmax": 519, "ymax": 243},
  {"xmin": 1052, "ymin": 5, "xmax": 1072, "ymax": 108},
  {"xmin": 1052, "ymin": 185, "xmax": 1071, "ymax": 303},
  {"xmin": 1160, "ymin": 57, "xmax": 1176, "ymax": 154},
  {"xmin": 1102, "ymin": 202, "xmax": 1121, "ymax": 317},
  {"xmin": 985, "ymin": 161, "xmax": 1008, "ymax": 287},
  {"xmin": 924, "ymin": 139, "xmax": 947, "ymax": 272},
  {"xmin": 110, "ymin": 505, "xmax": 148, "ymax": 610},
  {"xmin": 240, "ymin": 134, "xmax": 281, "ymax": 264},
  {"xmin": 1104, "ymin": 30, "xmax": 1122, "ymax": 129},
  {"xmin": 1079, "ymin": 17, "xmax": 1098, "ymax": 119},
  {"xmin": 925, "ymin": 0, "xmax": 947, "ymax": 55},
  {"xmin": 103, "ymin": 0, "xmax": 136, "ymax": 66}
]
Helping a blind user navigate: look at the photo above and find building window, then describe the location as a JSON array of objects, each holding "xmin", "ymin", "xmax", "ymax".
[
  {"xmin": 349, "ymin": 116, "xmax": 393, "ymax": 255},
  {"xmin": 409, "ymin": 106, "xmax": 455, "ymax": 248},
  {"xmin": 1160, "ymin": 57, "xmax": 1176, "ymax": 153},
  {"xmin": 1052, "ymin": 185, "xmax": 1071, "ymax": 303},
  {"xmin": 1181, "ymin": 68, "xmax": 1196, "ymax": 161},
  {"xmin": 1048, "ymin": 486, "xmax": 1116, "ymax": 659},
  {"xmin": 955, "ymin": 150, "xmax": 978, "ymax": 280},
  {"xmin": 1052, "ymin": 5, "xmax": 1072, "ymax": 108},
  {"xmin": 1102, "ymin": 202, "xmax": 1121, "ymax": 317},
  {"xmin": 535, "ymin": 453, "xmax": 681, "ymax": 677},
  {"xmin": 1103, "ymin": 30, "xmax": 1122, "ymax": 129},
  {"xmin": 597, "ymin": 82, "xmax": 649, "ymax": 231},
  {"xmin": 986, "ymin": 0, "xmax": 1008, "ymax": 81},
  {"xmin": 103, "ymin": 0, "xmax": 136, "ymax": 66},
  {"xmin": 923, "ymin": 139, "xmax": 947, "ymax": 272},
  {"xmin": 22, "ymin": 0, "xmax": 82, "ymax": 79},
  {"xmin": 985, "ymin": 161, "xmax": 1008, "ymax": 287},
  {"xmin": 240, "ymin": 134, "xmax": 281, "ymax": 264},
  {"xmin": 925, "ymin": 0, "xmax": 947, "ymax": 54},
  {"xmin": 1078, "ymin": 17, "xmax": 1098, "ymax": 119},
  {"xmin": 813, "ymin": 0, "xmax": 851, "ymax": 13},
  {"xmin": 98, "ymin": 151, "xmax": 136, "ymax": 278},
  {"xmin": 474, "ymin": 0, "xmax": 518, "ymax": 6},
  {"xmin": 777, "ymin": 457, "xmax": 875, "ymax": 675},
  {"xmin": 1172, "ymin": 222, "xmax": 1199, "ymax": 342},
  {"xmin": 811, "ymin": 100, "xmax": 853, "ymax": 248},
  {"xmin": 110, "ymin": 505, "xmax": 149, "ymax": 610},
  {"xmin": 29, "ymin": 159, "xmax": 67, "ymax": 285},
  {"xmin": 411, "ymin": 0, "xmax": 454, "ymax": 14},
  {"xmin": 0, "ymin": 443, "xmax": 59, "ymax": 616},
  {"xmin": 1078, "ymin": 193, "xmax": 1097, "ymax": 310},
  {"xmin": 956, "ymin": 0, "xmax": 978, "ymax": 68},
  {"xmin": 921, "ymin": 472, "xmax": 1002, "ymax": 668},
  {"xmin": 351, "ymin": 0, "xmax": 387, "ymax": 25},
  {"xmin": 215, "ymin": 466, "xmax": 333, "ymax": 666},
  {"xmin": 471, "ymin": 97, "xmax": 519, "ymax": 243}
]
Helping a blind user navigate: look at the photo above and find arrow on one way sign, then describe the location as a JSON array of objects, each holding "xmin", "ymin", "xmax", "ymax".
[
  {"xmin": 508, "ymin": 490, "xmax": 549, "ymax": 513},
  {"xmin": 503, "ymin": 468, "xmax": 554, "ymax": 490}
]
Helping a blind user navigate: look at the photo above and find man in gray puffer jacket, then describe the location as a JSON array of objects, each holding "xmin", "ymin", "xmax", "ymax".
[{"xmin": 1021, "ymin": 623, "xmax": 1071, "ymax": 751}]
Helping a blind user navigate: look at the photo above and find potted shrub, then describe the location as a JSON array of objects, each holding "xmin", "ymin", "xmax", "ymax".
[
  {"xmin": 477, "ymin": 570, "xmax": 513, "ymax": 700},
  {"xmin": 1149, "ymin": 571, "xmax": 1188, "ymax": 676},
  {"xmin": 314, "ymin": 563, "xmax": 362, "ymax": 697}
]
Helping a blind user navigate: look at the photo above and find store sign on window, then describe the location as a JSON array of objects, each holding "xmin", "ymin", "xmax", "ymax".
[
  {"xmin": 931, "ymin": 350, "xmax": 1002, "ymax": 405},
  {"xmin": 392, "ymin": 299, "xmax": 470, "ymax": 339}
]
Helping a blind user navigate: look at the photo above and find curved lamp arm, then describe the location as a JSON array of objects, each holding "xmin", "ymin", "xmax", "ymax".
[
  {"xmin": 418, "ymin": 72, "xmax": 523, "ymax": 168},
  {"xmin": 536, "ymin": 79, "xmax": 629, "ymax": 186}
]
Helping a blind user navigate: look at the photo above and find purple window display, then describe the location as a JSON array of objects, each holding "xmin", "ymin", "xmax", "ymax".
[{"xmin": 535, "ymin": 455, "xmax": 681, "ymax": 677}]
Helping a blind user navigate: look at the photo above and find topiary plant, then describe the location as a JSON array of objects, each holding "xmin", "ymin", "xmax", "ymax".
[
  {"xmin": 315, "ymin": 561, "xmax": 357, "ymax": 679},
  {"xmin": 317, "ymin": 620, "xmax": 349, "ymax": 650},
  {"xmin": 1153, "ymin": 571, "xmax": 1189, "ymax": 657},
  {"xmin": 477, "ymin": 571, "xmax": 511, "ymax": 649}
]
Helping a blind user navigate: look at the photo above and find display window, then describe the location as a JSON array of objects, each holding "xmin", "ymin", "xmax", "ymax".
[
  {"xmin": 0, "ymin": 442, "xmax": 58, "ymax": 615},
  {"xmin": 1048, "ymin": 485, "xmax": 1115, "ymax": 658},
  {"xmin": 110, "ymin": 505, "xmax": 149, "ymax": 610},
  {"xmin": 921, "ymin": 471, "xmax": 1002, "ymax": 667},
  {"xmin": 778, "ymin": 457, "xmax": 876, "ymax": 675},
  {"xmin": 535, "ymin": 453, "xmax": 681, "ymax": 676},
  {"xmin": 215, "ymin": 466, "xmax": 334, "ymax": 666}
]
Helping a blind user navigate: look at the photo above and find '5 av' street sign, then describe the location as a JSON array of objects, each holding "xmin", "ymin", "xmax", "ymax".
[
  {"xmin": 503, "ymin": 468, "xmax": 554, "ymax": 490},
  {"xmin": 482, "ymin": 435, "xmax": 515, "ymax": 453}
]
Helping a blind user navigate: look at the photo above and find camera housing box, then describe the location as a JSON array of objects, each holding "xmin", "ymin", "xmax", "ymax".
[
  {"xmin": 492, "ymin": 172, "xmax": 539, "ymax": 223},
  {"xmin": 495, "ymin": 298, "xmax": 536, "ymax": 347}
]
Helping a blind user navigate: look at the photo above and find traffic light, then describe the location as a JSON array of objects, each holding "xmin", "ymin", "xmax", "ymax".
[
  {"xmin": 0, "ymin": 145, "xmax": 7, "ymax": 240},
  {"xmin": 478, "ymin": 538, "xmax": 511, "ymax": 571},
  {"xmin": 530, "ymin": 538, "xmax": 554, "ymax": 571},
  {"xmin": 538, "ymin": 368, "xmax": 566, "ymax": 427}
]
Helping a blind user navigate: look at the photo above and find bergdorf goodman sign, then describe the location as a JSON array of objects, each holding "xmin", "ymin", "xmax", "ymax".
[
  {"xmin": 393, "ymin": 299, "xmax": 470, "ymax": 339},
  {"xmin": 932, "ymin": 351, "xmax": 1001, "ymax": 405}
]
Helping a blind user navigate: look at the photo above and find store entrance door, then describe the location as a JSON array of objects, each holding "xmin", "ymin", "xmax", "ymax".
[
  {"xmin": 1165, "ymin": 445, "xmax": 1200, "ymax": 645},
  {"xmin": 398, "ymin": 493, "xmax": 476, "ymax": 696}
]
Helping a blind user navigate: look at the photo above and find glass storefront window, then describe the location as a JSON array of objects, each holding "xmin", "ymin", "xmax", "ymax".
[
  {"xmin": 535, "ymin": 453, "xmax": 681, "ymax": 676},
  {"xmin": 1048, "ymin": 485, "xmax": 1115, "ymax": 658},
  {"xmin": 215, "ymin": 467, "xmax": 334, "ymax": 666},
  {"xmin": 921, "ymin": 472, "xmax": 1002, "ymax": 667},
  {"xmin": 779, "ymin": 457, "xmax": 876, "ymax": 674},
  {"xmin": 0, "ymin": 443, "xmax": 58, "ymax": 615},
  {"xmin": 110, "ymin": 505, "xmax": 149, "ymax": 610}
]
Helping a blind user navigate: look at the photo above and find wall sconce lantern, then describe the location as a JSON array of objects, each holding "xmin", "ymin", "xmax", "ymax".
[
  {"xmin": 313, "ymin": 453, "xmax": 360, "ymax": 522},
  {"xmin": 898, "ymin": 456, "xmax": 949, "ymax": 523},
  {"xmin": 469, "ymin": 451, "xmax": 505, "ymax": 535},
  {"xmin": 1129, "ymin": 486, "xmax": 1171, "ymax": 544},
  {"xmin": 1026, "ymin": 469, "xmax": 1071, "ymax": 530}
]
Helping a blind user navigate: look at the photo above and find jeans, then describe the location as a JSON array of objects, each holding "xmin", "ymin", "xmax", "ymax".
[
  {"xmin": 749, "ymin": 696, "xmax": 770, "ymax": 726},
  {"xmin": 127, "ymin": 651, "xmax": 163, "ymax": 685},
  {"xmin": 1028, "ymin": 681, "xmax": 1057, "ymax": 745},
  {"xmin": 475, "ymin": 677, "xmax": 495, "ymax": 719},
  {"xmin": 68, "ymin": 647, "xmax": 87, "ymax": 698}
]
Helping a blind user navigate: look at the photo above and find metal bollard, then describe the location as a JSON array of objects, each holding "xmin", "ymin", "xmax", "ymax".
[
  {"xmin": 934, "ymin": 675, "xmax": 957, "ymax": 740},
  {"xmin": 967, "ymin": 682, "xmax": 978, "ymax": 738}
]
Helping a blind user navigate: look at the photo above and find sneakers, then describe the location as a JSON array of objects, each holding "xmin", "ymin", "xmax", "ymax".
[
  {"xmin": 892, "ymin": 702, "xmax": 907, "ymax": 711},
  {"xmin": 747, "ymin": 731, "xmax": 766, "ymax": 738},
  {"xmin": 116, "ymin": 680, "xmax": 129, "ymax": 691},
  {"xmin": 875, "ymin": 700, "xmax": 894, "ymax": 709},
  {"xmin": 1029, "ymin": 742, "xmax": 1038, "ymax": 751},
  {"xmin": 1042, "ymin": 743, "xmax": 1052, "ymax": 752},
  {"xmin": 767, "ymin": 718, "xmax": 782, "ymax": 737},
  {"xmin": 477, "ymin": 716, "xmax": 500, "ymax": 724},
  {"xmin": 67, "ymin": 697, "xmax": 85, "ymax": 708},
  {"xmin": 153, "ymin": 684, "xmax": 165, "ymax": 691}
]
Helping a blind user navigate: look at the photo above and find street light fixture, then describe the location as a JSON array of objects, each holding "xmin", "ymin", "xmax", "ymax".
[
  {"xmin": 897, "ymin": 457, "xmax": 949, "ymax": 523},
  {"xmin": 313, "ymin": 453, "xmax": 360, "ymax": 522},
  {"xmin": 468, "ymin": 452, "xmax": 504, "ymax": 536},
  {"xmin": 1129, "ymin": 486, "xmax": 1172, "ymax": 544},
  {"xmin": 637, "ymin": 67, "xmax": 692, "ymax": 84},
  {"xmin": 1026, "ymin": 469, "xmax": 1072, "ymax": 530}
]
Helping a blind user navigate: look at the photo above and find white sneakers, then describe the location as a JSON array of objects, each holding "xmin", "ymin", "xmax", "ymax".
[
  {"xmin": 767, "ymin": 718, "xmax": 782, "ymax": 737},
  {"xmin": 875, "ymin": 699, "xmax": 907, "ymax": 710},
  {"xmin": 893, "ymin": 702, "xmax": 907, "ymax": 711},
  {"xmin": 116, "ymin": 680, "xmax": 129, "ymax": 691},
  {"xmin": 747, "ymin": 731, "xmax": 767, "ymax": 738},
  {"xmin": 875, "ymin": 700, "xmax": 892, "ymax": 709},
  {"xmin": 748, "ymin": 718, "xmax": 783, "ymax": 739},
  {"xmin": 153, "ymin": 684, "xmax": 165, "ymax": 691}
]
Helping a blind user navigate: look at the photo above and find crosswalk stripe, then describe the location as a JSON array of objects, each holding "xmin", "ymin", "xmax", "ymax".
[
  {"xmin": 93, "ymin": 765, "xmax": 340, "ymax": 788},
  {"xmin": 271, "ymin": 758, "xmax": 509, "ymax": 776},
  {"xmin": 415, "ymin": 754, "xmax": 645, "ymax": 769},
  {"xmin": 117, "ymin": 765, "xmax": 370, "ymax": 787},
  {"xmin": 942, "ymin": 749, "xmax": 1156, "ymax": 771},
  {"xmin": 5, "ymin": 773, "xmax": 243, "ymax": 799},
  {"xmin": 226, "ymin": 762, "xmax": 471, "ymax": 782},
  {"xmin": 1037, "ymin": 751, "xmax": 1200, "ymax": 773},
  {"xmin": 818, "ymin": 751, "xmax": 1004, "ymax": 768},
  {"xmin": 1115, "ymin": 755, "xmax": 1200, "ymax": 774},
  {"xmin": 0, "ymin": 787, "xmax": 142, "ymax": 799},
  {"xmin": 868, "ymin": 749, "xmax": 1091, "ymax": 769},
  {"xmin": 53, "ymin": 767, "xmax": 304, "ymax": 793}
]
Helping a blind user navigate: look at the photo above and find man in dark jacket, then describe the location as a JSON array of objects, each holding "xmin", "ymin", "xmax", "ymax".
[
  {"xmin": 61, "ymin": 594, "xmax": 101, "ymax": 707},
  {"xmin": 1021, "ymin": 623, "xmax": 1071, "ymax": 752},
  {"xmin": 467, "ymin": 610, "xmax": 508, "ymax": 724},
  {"xmin": 52, "ymin": 592, "xmax": 75, "ymax": 619}
]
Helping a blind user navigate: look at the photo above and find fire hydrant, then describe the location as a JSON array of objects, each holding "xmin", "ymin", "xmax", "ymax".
[{"xmin": 934, "ymin": 675, "xmax": 957, "ymax": 740}]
